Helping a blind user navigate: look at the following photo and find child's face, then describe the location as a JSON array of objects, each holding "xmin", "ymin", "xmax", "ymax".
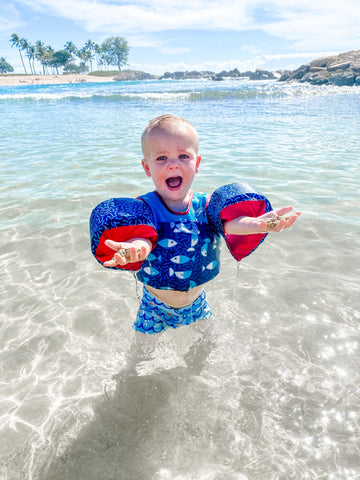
[{"xmin": 141, "ymin": 125, "xmax": 201, "ymax": 211}]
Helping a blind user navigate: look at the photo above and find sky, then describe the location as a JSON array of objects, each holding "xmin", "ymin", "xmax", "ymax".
[{"xmin": 1, "ymin": 0, "xmax": 360, "ymax": 75}]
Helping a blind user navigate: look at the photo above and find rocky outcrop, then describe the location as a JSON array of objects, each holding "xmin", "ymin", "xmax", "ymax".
[
  {"xmin": 101, "ymin": 67, "xmax": 276, "ymax": 82},
  {"xmin": 160, "ymin": 70, "xmax": 215, "ymax": 80},
  {"xmin": 213, "ymin": 68, "xmax": 275, "ymax": 81},
  {"xmin": 160, "ymin": 68, "xmax": 275, "ymax": 81},
  {"xmin": 279, "ymin": 50, "xmax": 360, "ymax": 86},
  {"xmin": 112, "ymin": 70, "xmax": 158, "ymax": 81}
]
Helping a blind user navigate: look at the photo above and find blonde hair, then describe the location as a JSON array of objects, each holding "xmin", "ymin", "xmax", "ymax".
[{"xmin": 141, "ymin": 114, "xmax": 199, "ymax": 155}]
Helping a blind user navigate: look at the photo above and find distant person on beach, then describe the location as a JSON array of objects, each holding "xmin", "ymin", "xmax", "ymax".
[{"xmin": 90, "ymin": 114, "xmax": 300, "ymax": 335}]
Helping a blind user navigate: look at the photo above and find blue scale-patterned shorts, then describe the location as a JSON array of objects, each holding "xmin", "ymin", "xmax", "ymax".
[{"xmin": 133, "ymin": 287, "xmax": 212, "ymax": 334}]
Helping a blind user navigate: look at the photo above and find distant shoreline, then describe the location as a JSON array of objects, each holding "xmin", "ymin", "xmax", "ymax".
[
  {"xmin": 2, "ymin": 49, "xmax": 359, "ymax": 88},
  {"xmin": 0, "ymin": 69, "xmax": 276, "ymax": 87},
  {"xmin": 0, "ymin": 74, "xmax": 116, "ymax": 87}
]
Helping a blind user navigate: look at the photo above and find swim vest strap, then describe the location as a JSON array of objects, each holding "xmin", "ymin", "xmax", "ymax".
[
  {"xmin": 90, "ymin": 198, "xmax": 158, "ymax": 270},
  {"xmin": 207, "ymin": 183, "xmax": 272, "ymax": 261}
]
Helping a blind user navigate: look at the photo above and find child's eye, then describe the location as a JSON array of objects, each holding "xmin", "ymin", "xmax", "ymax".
[
  {"xmin": 179, "ymin": 154, "xmax": 189, "ymax": 159},
  {"xmin": 156, "ymin": 156, "xmax": 167, "ymax": 161}
]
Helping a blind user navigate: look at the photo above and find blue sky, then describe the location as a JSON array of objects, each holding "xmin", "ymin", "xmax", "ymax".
[{"xmin": 1, "ymin": 0, "xmax": 360, "ymax": 74}]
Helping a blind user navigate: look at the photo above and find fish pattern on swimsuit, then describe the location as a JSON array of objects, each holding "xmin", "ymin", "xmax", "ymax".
[
  {"xmin": 134, "ymin": 288, "xmax": 213, "ymax": 334},
  {"xmin": 136, "ymin": 191, "xmax": 221, "ymax": 291}
]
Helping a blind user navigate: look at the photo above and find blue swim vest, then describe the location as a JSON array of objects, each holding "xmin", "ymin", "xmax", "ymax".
[
  {"xmin": 90, "ymin": 183, "xmax": 272, "ymax": 290},
  {"xmin": 136, "ymin": 191, "xmax": 220, "ymax": 291}
]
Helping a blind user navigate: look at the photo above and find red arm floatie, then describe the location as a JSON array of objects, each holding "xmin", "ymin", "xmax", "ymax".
[
  {"xmin": 90, "ymin": 198, "xmax": 158, "ymax": 270},
  {"xmin": 207, "ymin": 183, "xmax": 272, "ymax": 261}
]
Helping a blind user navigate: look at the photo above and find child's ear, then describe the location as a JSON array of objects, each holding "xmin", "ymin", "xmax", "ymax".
[
  {"xmin": 141, "ymin": 159, "xmax": 152, "ymax": 177},
  {"xmin": 195, "ymin": 155, "xmax": 201, "ymax": 173}
]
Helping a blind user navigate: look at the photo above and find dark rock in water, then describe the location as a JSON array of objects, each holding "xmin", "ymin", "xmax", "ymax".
[
  {"xmin": 300, "ymin": 72, "xmax": 329, "ymax": 85},
  {"xmin": 279, "ymin": 50, "xmax": 360, "ymax": 86},
  {"xmin": 327, "ymin": 61, "xmax": 351, "ymax": 71},
  {"xmin": 329, "ymin": 70, "xmax": 356, "ymax": 86},
  {"xmin": 212, "ymin": 68, "xmax": 276, "ymax": 81},
  {"xmin": 113, "ymin": 70, "xmax": 158, "ymax": 81},
  {"xmin": 160, "ymin": 67, "xmax": 276, "ymax": 81},
  {"xmin": 160, "ymin": 70, "xmax": 215, "ymax": 80}
]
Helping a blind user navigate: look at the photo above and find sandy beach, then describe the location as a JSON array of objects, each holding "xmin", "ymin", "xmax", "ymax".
[{"xmin": 0, "ymin": 73, "xmax": 116, "ymax": 86}]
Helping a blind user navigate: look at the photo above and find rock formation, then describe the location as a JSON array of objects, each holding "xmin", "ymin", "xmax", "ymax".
[
  {"xmin": 279, "ymin": 50, "xmax": 360, "ymax": 86},
  {"xmin": 159, "ymin": 68, "xmax": 275, "ymax": 81},
  {"xmin": 113, "ymin": 70, "xmax": 157, "ymax": 81},
  {"xmin": 160, "ymin": 70, "xmax": 215, "ymax": 80}
]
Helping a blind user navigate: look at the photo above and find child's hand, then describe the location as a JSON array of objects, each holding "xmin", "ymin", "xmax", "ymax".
[
  {"xmin": 224, "ymin": 206, "xmax": 301, "ymax": 235},
  {"xmin": 259, "ymin": 206, "xmax": 301, "ymax": 232},
  {"xmin": 103, "ymin": 238, "xmax": 152, "ymax": 267}
]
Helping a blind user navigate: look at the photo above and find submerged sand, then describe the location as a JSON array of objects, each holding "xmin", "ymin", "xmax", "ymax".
[{"xmin": 0, "ymin": 74, "xmax": 116, "ymax": 87}]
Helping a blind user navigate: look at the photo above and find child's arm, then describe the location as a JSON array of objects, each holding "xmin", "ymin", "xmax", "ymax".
[
  {"xmin": 224, "ymin": 206, "xmax": 301, "ymax": 235},
  {"xmin": 103, "ymin": 238, "xmax": 152, "ymax": 267}
]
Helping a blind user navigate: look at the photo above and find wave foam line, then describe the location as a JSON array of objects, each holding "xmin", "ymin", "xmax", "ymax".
[{"xmin": 1, "ymin": 84, "xmax": 359, "ymax": 103}]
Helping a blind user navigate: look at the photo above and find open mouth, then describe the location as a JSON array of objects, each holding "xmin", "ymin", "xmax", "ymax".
[{"xmin": 166, "ymin": 176, "xmax": 182, "ymax": 190}]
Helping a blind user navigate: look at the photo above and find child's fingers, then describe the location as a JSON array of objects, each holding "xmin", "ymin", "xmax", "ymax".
[
  {"xmin": 104, "ymin": 239, "xmax": 123, "ymax": 251},
  {"xmin": 274, "ymin": 205, "xmax": 294, "ymax": 217},
  {"xmin": 272, "ymin": 212, "xmax": 301, "ymax": 232},
  {"xmin": 261, "ymin": 211, "xmax": 301, "ymax": 232},
  {"xmin": 133, "ymin": 245, "xmax": 148, "ymax": 261},
  {"xmin": 104, "ymin": 251, "xmax": 133, "ymax": 267},
  {"xmin": 103, "ymin": 249, "xmax": 130, "ymax": 267},
  {"xmin": 114, "ymin": 251, "xmax": 130, "ymax": 265},
  {"xmin": 115, "ymin": 245, "xmax": 144, "ymax": 263},
  {"xmin": 103, "ymin": 258, "xmax": 117, "ymax": 267},
  {"xmin": 141, "ymin": 245, "xmax": 149, "ymax": 259},
  {"xmin": 103, "ymin": 242, "xmax": 147, "ymax": 266},
  {"xmin": 128, "ymin": 246, "xmax": 141, "ymax": 262}
]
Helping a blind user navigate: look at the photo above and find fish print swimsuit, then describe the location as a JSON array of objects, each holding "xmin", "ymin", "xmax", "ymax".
[
  {"xmin": 136, "ymin": 191, "xmax": 221, "ymax": 291},
  {"xmin": 133, "ymin": 191, "xmax": 220, "ymax": 334}
]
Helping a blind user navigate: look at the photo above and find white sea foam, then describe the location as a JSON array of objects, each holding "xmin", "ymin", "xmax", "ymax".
[{"xmin": 1, "ymin": 79, "xmax": 359, "ymax": 103}]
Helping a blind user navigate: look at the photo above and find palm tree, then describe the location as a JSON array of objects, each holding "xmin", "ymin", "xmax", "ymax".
[
  {"xmin": 84, "ymin": 39, "xmax": 96, "ymax": 71},
  {"xmin": 44, "ymin": 46, "xmax": 55, "ymax": 73},
  {"xmin": 94, "ymin": 43, "xmax": 102, "ymax": 70},
  {"xmin": 77, "ymin": 46, "xmax": 92, "ymax": 71},
  {"xmin": 35, "ymin": 41, "xmax": 46, "ymax": 74},
  {"xmin": 64, "ymin": 41, "xmax": 77, "ymax": 57},
  {"xmin": 28, "ymin": 45, "xmax": 36, "ymax": 74},
  {"xmin": 20, "ymin": 38, "xmax": 35, "ymax": 74},
  {"xmin": 10, "ymin": 33, "xmax": 27, "ymax": 74},
  {"xmin": 63, "ymin": 41, "xmax": 77, "ymax": 72}
]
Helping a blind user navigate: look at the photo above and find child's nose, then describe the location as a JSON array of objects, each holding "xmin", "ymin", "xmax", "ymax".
[{"xmin": 168, "ymin": 158, "xmax": 180, "ymax": 168}]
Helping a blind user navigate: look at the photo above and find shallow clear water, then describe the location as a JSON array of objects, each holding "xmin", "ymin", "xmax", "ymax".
[{"xmin": 0, "ymin": 79, "xmax": 359, "ymax": 480}]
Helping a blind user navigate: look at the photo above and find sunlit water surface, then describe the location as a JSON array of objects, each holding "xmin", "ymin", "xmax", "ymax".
[{"xmin": 1, "ymin": 79, "xmax": 359, "ymax": 480}]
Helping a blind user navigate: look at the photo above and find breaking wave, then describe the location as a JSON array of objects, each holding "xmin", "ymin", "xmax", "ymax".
[{"xmin": 1, "ymin": 79, "xmax": 359, "ymax": 103}]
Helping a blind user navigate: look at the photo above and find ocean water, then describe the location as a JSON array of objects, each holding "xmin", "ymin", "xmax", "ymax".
[{"xmin": 0, "ymin": 78, "xmax": 359, "ymax": 480}]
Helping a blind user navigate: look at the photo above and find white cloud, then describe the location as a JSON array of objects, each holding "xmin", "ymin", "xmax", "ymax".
[
  {"xmin": 159, "ymin": 46, "xmax": 191, "ymax": 55},
  {"xmin": 12, "ymin": 0, "xmax": 360, "ymax": 37},
  {"xmin": 127, "ymin": 34, "xmax": 190, "ymax": 55},
  {"xmin": 4, "ymin": 0, "xmax": 360, "ymax": 73},
  {"xmin": 255, "ymin": 51, "xmax": 339, "ymax": 63},
  {"xmin": 0, "ymin": 3, "xmax": 24, "ymax": 33},
  {"xmin": 260, "ymin": 0, "xmax": 360, "ymax": 50},
  {"xmin": 7, "ymin": 0, "xmax": 359, "ymax": 57},
  {"xmin": 15, "ymin": 0, "xmax": 253, "ymax": 33}
]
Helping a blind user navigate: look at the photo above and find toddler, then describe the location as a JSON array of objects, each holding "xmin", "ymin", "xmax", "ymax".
[{"xmin": 90, "ymin": 115, "xmax": 300, "ymax": 335}]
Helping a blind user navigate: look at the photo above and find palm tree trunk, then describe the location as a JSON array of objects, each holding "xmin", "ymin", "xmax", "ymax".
[
  {"xmin": 28, "ymin": 56, "xmax": 33, "ymax": 74},
  {"xmin": 19, "ymin": 48, "xmax": 27, "ymax": 74}
]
